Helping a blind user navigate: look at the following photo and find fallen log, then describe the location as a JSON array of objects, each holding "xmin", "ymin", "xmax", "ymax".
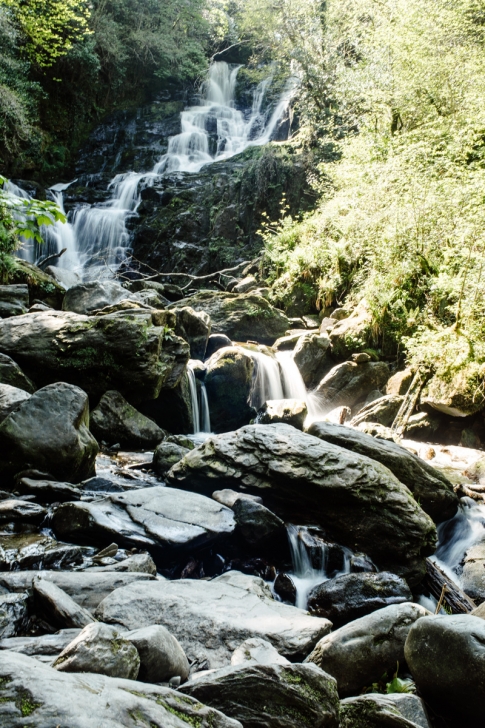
[{"xmin": 424, "ymin": 557, "xmax": 476, "ymax": 614}]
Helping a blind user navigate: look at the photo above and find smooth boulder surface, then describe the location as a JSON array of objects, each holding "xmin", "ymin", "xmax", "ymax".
[
  {"xmin": 152, "ymin": 441, "xmax": 190, "ymax": 475},
  {"xmin": 0, "ymin": 309, "xmax": 189, "ymax": 401},
  {"xmin": 350, "ymin": 394, "xmax": 404, "ymax": 428},
  {"xmin": 172, "ymin": 306, "xmax": 211, "ymax": 359},
  {"xmin": 315, "ymin": 361, "xmax": 390, "ymax": 410},
  {"xmin": 95, "ymin": 572, "xmax": 332, "ymax": 668},
  {"xmin": 91, "ymin": 390, "xmax": 165, "ymax": 448},
  {"xmin": 404, "ymin": 614, "xmax": 485, "ymax": 726},
  {"xmin": 307, "ymin": 422, "xmax": 457, "ymax": 523},
  {"xmin": 179, "ymin": 663, "xmax": 340, "ymax": 728},
  {"xmin": 293, "ymin": 333, "xmax": 332, "ymax": 387},
  {"xmin": 340, "ymin": 694, "xmax": 431, "ymax": 728},
  {"xmin": 306, "ymin": 603, "xmax": 429, "ymax": 696},
  {"xmin": 230, "ymin": 637, "xmax": 290, "ymax": 667},
  {"xmin": 0, "ymin": 283, "xmax": 29, "ymax": 317},
  {"xmin": 125, "ymin": 625, "xmax": 189, "ymax": 683},
  {"xmin": 256, "ymin": 398, "xmax": 307, "ymax": 430},
  {"xmin": 205, "ymin": 346, "xmax": 255, "ymax": 432},
  {"xmin": 33, "ymin": 578, "xmax": 94, "ymax": 629},
  {"xmin": 233, "ymin": 497, "xmax": 285, "ymax": 546},
  {"xmin": 0, "ymin": 652, "xmax": 242, "ymax": 727},
  {"xmin": 167, "ymin": 424, "xmax": 437, "ymax": 580},
  {"xmin": 0, "ymin": 382, "xmax": 98, "ymax": 483},
  {"xmin": 205, "ymin": 333, "xmax": 233, "ymax": 358},
  {"xmin": 307, "ymin": 572, "xmax": 412, "ymax": 626},
  {"xmin": 0, "ymin": 499, "xmax": 46, "ymax": 523},
  {"xmin": 62, "ymin": 280, "xmax": 139, "ymax": 314},
  {"xmin": 15, "ymin": 477, "xmax": 82, "ymax": 503},
  {"xmin": 0, "ymin": 353, "xmax": 35, "ymax": 392}
]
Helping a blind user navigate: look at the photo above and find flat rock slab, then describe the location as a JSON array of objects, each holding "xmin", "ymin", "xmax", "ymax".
[
  {"xmin": 0, "ymin": 629, "xmax": 81, "ymax": 657},
  {"xmin": 0, "ymin": 651, "xmax": 242, "ymax": 728},
  {"xmin": 340, "ymin": 694, "xmax": 431, "ymax": 728},
  {"xmin": 95, "ymin": 573, "xmax": 332, "ymax": 669}
]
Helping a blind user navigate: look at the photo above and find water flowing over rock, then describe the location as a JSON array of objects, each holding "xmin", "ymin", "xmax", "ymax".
[{"xmin": 167, "ymin": 424, "xmax": 437, "ymax": 580}]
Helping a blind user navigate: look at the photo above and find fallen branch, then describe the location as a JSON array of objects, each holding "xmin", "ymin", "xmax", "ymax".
[
  {"xmin": 37, "ymin": 247, "xmax": 66, "ymax": 269},
  {"xmin": 424, "ymin": 558, "xmax": 476, "ymax": 614}
]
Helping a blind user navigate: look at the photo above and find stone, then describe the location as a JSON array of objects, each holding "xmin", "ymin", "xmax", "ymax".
[
  {"xmin": 233, "ymin": 275, "xmax": 258, "ymax": 294},
  {"xmin": 340, "ymin": 694, "xmax": 431, "ymax": 728},
  {"xmin": 307, "ymin": 572, "xmax": 412, "ymax": 627},
  {"xmin": 168, "ymin": 291, "xmax": 289, "ymax": 344},
  {"xmin": 329, "ymin": 300, "xmax": 373, "ymax": 359},
  {"xmin": 320, "ymin": 406, "xmax": 351, "ymax": 425},
  {"xmin": 45, "ymin": 265, "xmax": 81, "ymax": 290},
  {"xmin": 0, "ymin": 309, "xmax": 189, "ymax": 402},
  {"xmin": 33, "ymin": 577, "xmax": 95, "ymax": 629},
  {"xmin": 205, "ymin": 333, "xmax": 233, "ymax": 358},
  {"xmin": 125, "ymin": 624, "xmax": 189, "ymax": 683},
  {"xmin": 15, "ymin": 477, "xmax": 82, "ymax": 503},
  {"xmin": 0, "ymin": 592, "xmax": 28, "ymax": 638},
  {"xmin": 95, "ymin": 573, "xmax": 332, "ymax": 668},
  {"xmin": 0, "ymin": 353, "xmax": 35, "ymax": 392},
  {"xmin": 10, "ymin": 258, "xmax": 65, "ymax": 309},
  {"xmin": 91, "ymin": 390, "xmax": 165, "ymax": 449},
  {"xmin": 140, "ymin": 371, "xmax": 194, "ymax": 434},
  {"xmin": 172, "ymin": 306, "xmax": 211, "ymax": 360},
  {"xmin": 0, "ymin": 532, "xmax": 82, "ymax": 571},
  {"xmin": 167, "ymin": 424, "xmax": 437, "ymax": 580},
  {"xmin": 233, "ymin": 498, "xmax": 285, "ymax": 546},
  {"xmin": 386, "ymin": 368, "xmax": 414, "ymax": 396},
  {"xmin": 53, "ymin": 622, "xmax": 140, "ymax": 679},
  {"xmin": 306, "ymin": 602, "xmax": 429, "ymax": 697},
  {"xmin": 404, "ymin": 411, "xmax": 442, "ymax": 440},
  {"xmin": 315, "ymin": 361, "xmax": 390, "ymax": 411},
  {"xmin": 461, "ymin": 538, "xmax": 485, "ymax": 602},
  {"xmin": 0, "ymin": 284, "xmax": 29, "ymax": 317},
  {"xmin": 256, "ymin": 398, "xmax": 307, "ymax": 430},
  {"xmin": 273, "ymin": 573, "xmax": 297, "ymax": 605},
  {"xmin": 350, "ymin": 394, "xmax": 404, "ymax": 428},
  {"xmin": 0, "ymin": 651, "xmax": 242, "ymax": 728},
  {"xmin": 84, "ymin": 553, "xmax": 157, "ymax": 575},
  {"xmin": 0, "ymin": 382, "xmax": 98, "ymax": 483},
  {"xmin": 292, "ymin": 333, "xmax": 332, "ymax": 387},
  {"xmin": 152, "ymin": 442, "xmax": 190, "ymax": 475},
  {"xmin": 405, "ymin": 614, "xmax": 485, "ymax": 726},
  {"xmin": 0, "ymin": 499, "xmax": 46, "ymax": 523},
  {"xmin": 0, "ymin": 383, "xmax": 31, "ymax": 423},
  {"xmin": 421, "ymin": 361, "xmax": 485, "ymax": 417},
  {"xmin": 62, "ymin": 280, "xmax": 139, "ymax": 314},
  {"xmin": 330, "ymin": 308, "xmax": 349, "ymax": 321},
  {"xmin": 205, "ymin": 346, "xmax": 255, "ymax": 433},
  {"xmin": 272, "ymin": 332, "xmax": 304, "ymax": 351},
  {"xmin": 351, "ymin": 352, "xmax": 371, "ymax": 363},
  {"xmin": 0, "ymin": 629, "xmax": 81, "ymax": 659},
  {"xmin": 230, "ymin": 637, "xmax": 290, "ymax": 667},
  {"xmin": 306, "ymin": 422, "xmax": 457, "ymax": 523},
  {"xmin": 212, "ymin": 489, "xmax": 263, "ymax": 508}
]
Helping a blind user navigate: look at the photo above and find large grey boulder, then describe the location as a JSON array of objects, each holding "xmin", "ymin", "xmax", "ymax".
[
  {"xmin": 90, "ymin": 390, "xmax": 165, "ymax": 448},
  {"xmin": 179, "ymin": 663, "xmax": 340, "ymax": 728},
  {"xmin": 84, "ymin": 552, "xmax": 156, "ymax": 575},
  {"xmin": 62, "ymin": 280, "xmax": 139, "ymax": 314},
  {"xmin": 0, "ymin": 383, "xmax": 31, "ymax": 422},
  {"xmin": 340, "ymin": 694, "xmax": 431, "ymax": 728},
  {"xmin": 205, "ymin": 346, "xmax": 255, "ymax": 433},
  {"xmin": 0, "ymin": 383, "xmax": 98, "ymax": 483},
  {"xmin": 0, "ymin": 283, "xmax": 29, "ymax": 317},
  {"xmin": 125, "ymin": 625, "xmax": 189, "ymax": 683},
  {"xmin": 0, "ymin": 353, "xmax": 35, "ymax": 392},
  {"xmin": 33, "ymin": 577, "xmax": 94, "ymax": 629},
  {"xmin": 230, "ymin": 637, "xmax": 290, "ymax": 667},
  {"xmin": 206, "ymin": 333, "xmax": 233, "ymax": 358},
  {"xmin": 152, "ymin": 441, "xmax": 190, "ymax": 475},
  {"xmin": 0, "ymin": 651, "xmax": 242, "ymax": 728},
  {"xmin": 172, "ymin": 306, "xmax": 211, "ymax": 360},
  {"xmin": 140, "ymin": 371, "xmax": 194, "ymax": 434},
  {"xmin": 0, "ymin": 309, "xmax": 189, "ymax": 401},
  {"xmin": 233, "ymin": 498, "xmax": 285, "ymax": 546},
  {"xmin": 315, "ymin": 361, "xmax": 390, "ymax": 411},
  {"xmin": 95, "ymin": 572, "xmax": 332, "ymax": 668},
  {"xmin": 167, "ymin": 424, "xmax": 437, "ymax": 580},
  {"xmin": 293, "ymin": 333, "xmax": 332, "ymax": 387},
  {"xmin": 256, "ymin": 398, "xmax": 307, "ymax": 430},
  {"xmin": 15, "ymin": 476, "xmax": 82, "ymax": 503},
  {"xmin": 405, "ymin": 614, "xmax": 485, "ymax": 726},
  {"xmin": 306, "ymin": 603, "xmax": 429, "ymax": 697},
  {"xmin": 168, "ymin": 291, "xmax": 289, "ymax": 344},
  {"xmin": 350, "ymin": 394, "xmax": 404, "ymax": 428},
  {"xmin": 0, "ymin": 592, "xmax": 28, "ymax": 638},
  {"xmin": 306, "ymin": 422, "xmax": 457, "ymax": 523}
]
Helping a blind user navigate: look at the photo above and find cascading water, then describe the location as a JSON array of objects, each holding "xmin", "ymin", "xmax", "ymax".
[
  {"xmin": 250, "ymin": 351, "xmax": 285, "ymax": 410},
  {"xmin": 433, "ymin": 497, "xmax": 485, "ymax": 583},
  {"xmin": 187, "ymin": 364, "xmax": 211, "ymax": 435}
]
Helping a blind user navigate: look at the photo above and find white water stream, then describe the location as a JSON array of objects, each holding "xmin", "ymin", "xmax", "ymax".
[{"xmin": 187, "ymin": 365, "xmax": 211, "ymax": 435}]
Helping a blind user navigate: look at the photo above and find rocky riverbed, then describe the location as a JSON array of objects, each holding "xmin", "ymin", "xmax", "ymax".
[{"xmin": 0, "ymin": 273, "xmax": 485, "ymax": 728}]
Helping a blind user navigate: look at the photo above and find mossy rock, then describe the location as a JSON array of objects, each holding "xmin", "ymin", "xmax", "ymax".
[{"xmin": 10, "ymin": 259, "xmax": 65, "ymax": 309}]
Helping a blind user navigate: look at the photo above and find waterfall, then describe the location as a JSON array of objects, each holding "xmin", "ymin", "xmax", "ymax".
[
  {"xmin": 250, "ymin": 351, "xmax": 285, "ymax": 410},
  {"xmin": 187, "ymin": 364, "xmax": 211, "ymax": 435},
  {"xmin": 200, "ymin": 383, "xmax": 211, "ymax": 434},
  {"xmin": 433, "ymin": 498, "xmax": 485, "ymax": 583}
]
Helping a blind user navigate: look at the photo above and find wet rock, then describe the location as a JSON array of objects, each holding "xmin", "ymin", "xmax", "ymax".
[
  {"xmin": 33, "ymin": 577, "xmax": 94, "ymax": 629},
  {"xmin": 0, "ymin": 383, "xmax": 31, "ymax": 423},
  {"xmin": 0, "ymin": 382, "xmax": 98, "ymax": 484},
  {"xmin": 125, "ymin": 624, "xmax": 189, "ymax": 683},
  {"xmin": 272, "ymin": 332, "xmax": 304, "ymax": 351},
  {"xmin": 350, "ymin": 394, "xmax": 404, "ymax": 428},
  {"xmin": 386, "ymin": 368, "xmax": 414, "ymax": 396},
  {"xmin": 91, "ymin": 390, "xmax": 165, "ymax": 449},
  {"xmin": 0, "ymin": 533, "xmax": 82, "ymax": 571},
  {"xmin": 0, "ymin": 354, "xmax": 35, "ymax": 393},
  {"xmin": 273, "ymin": 573, "xmax": 297, "ymax": 605},
  {"xmin": 153, "ymin": 442, "xmax": 190, "ymax": 475},
  {"xmin": 231, "ymin": 637, "xmax": 290, "ymax": 667},
  {"xmin": 329, "ymin": 300, "xmax": 373, "ymax": 359},
  {"xmin": 168, "ymin": 291, "xmax": 289, "ymax": 344},
  {"xmin": 62, "ymin": 280, "xmax": 139, "ymax": 315},
  {"xmin": 0, "ymin": 651, "xmax": 242, "ymax": 728},
  {"xmin": 0, "ymin": 499, "xmax": 46, "ymax": 523},
  {"xmin": 0, "ymin": 592, "xmax": 28, "ymax": 638},
  {"xmin": 349, "ymin": 553, "xmax": 378, "ymax": 573},
  {"xmin": 340, "ymin": 694, "xmax": 431, "ymax": 728},
  {"xmin": 315, "ymin": 361, "xmax": 390, "ymax": 411},
  {"xmin": 95, "ymin": 572, "xmax": 332, "ymax": 668},
  {"xmin": 205, "ymin": 333, "xmax": 233, "ymax": 358},
  {"xmin": 0, "ymin": 309, "xmax": 189, "ymax": 402},
  {"xmin": 14, "ymin": 477, "xmax": 82, "ymax": 503},
  {"xmin": 306, "ymin": 422, "xmax": 458, "ymax": 523},
  {"xmin": 172, "ymin": 306, "xmax": 211, "ymax": 360},
  {"xmin": 45, "ymin": 265, "xmax": 81, "ymax": 290},
  {"xmin": 53, "ymin": 622, "xmax": 140, "ymax": 679},
  {"xmin": 179, "ymin": 662, "xmax": 340, "ymax": 728},
  {"xmin": 0, "ymin": 283, "xmax": 29, "ymax": 317},
  {"xmin": 84, "ymin": 553, "xmax": 157, "ymax": 575},
  {"xmin": 306, "ymin": 602, "xmax": 429, "ymax": 697},
  {"xmin": 233, "ymin": 498, "xmax": 285, "ymax": 546},
  {"xmin": 205, "ymin": 346, "xmax": 255, "ymax": 433},
  {"xmin": 293, "ymin": 333, "xmax": 332, "ymax": 387},
  {"xmin": 141, "ymin": 371, "xmax": 194, "ymax": 434},
  {"xmin": 212, "ymin": 489, "xmax": 263, "ymax": 508},
  {"xmin": 307, "ymin": 572, "xmax": 412, "ymax": 627},
  {"xmin": 167, "ymin": 424, "xmax": 437, "ymax": 581},
  {"xmin": 256, "ymin": 398, "xmax": 307, "ymax": 430},
  {"xmin": 405, "ymin": 614, "xmax": 485, "ymax": 727},
  {"xmin": 461, "ymin": 538, "xmax": 485, "ymax": 603},
  {"xmin": 0, "ymin": 629, "xmax": 81, "ymax": 660}
]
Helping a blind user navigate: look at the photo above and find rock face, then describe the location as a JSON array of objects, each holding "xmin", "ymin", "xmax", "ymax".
[
  {"xmin": 140, "ymin": 371, "xmax": 194, "ymax": 434},
  {"xmin": 205, "ymin": 346, "xmax": 255, "ymax": 433},
  {"xmin": 386, "ymin": 368, "xmax": 413, "ymax": 396},
  {"xmin": 306, "ymin": 422, "xmax": 458, "ymax": 523},
  {"xmin": 315, "ymin": 361, "xmax": 390, "ymax": 411},
  {"xmin": 340, "ymin": 694, "xmax": 431, "ymax": 728},
  {"xmin": 306, "ymin": 603, "xmax": 429, "ymax": 697},
  {"xmin": 0, "ymin": 284, "xmax": 29, "ymax": 317},
  {"xmin": 293, "ymin": 333, "xmax": 332, "ymax": 387},
  {"xmin": 307, "ymin": 572, "xmax": 412, "ymax": 627},
  {"xmin": 62, "ymin": 280, "xmax": 139, "ymax": 314},
  {"xmin": 91, "ymin": 390, "xmax": 165, "ymax": 448},
  {"xmin": 350, "ymin": 394, "xmax": 404, "ymax": 428},
  {"xmin": 167, "ymin": 424, "xmax": 437, "ymax": 580},
  {"xmin": 405, "ymin": 614, "xmax": 485, "ymax": 726},
  {"xmin": 0, "ymin": 309, "xmax": 189, "ymax": 402},
  {"xmin": 0, "ymin": 353, "xmax": 35, "ymax": 392},
  {"xmin": 172, "ymin": 306, "xmax": 211, "ymax": 360},
  {"xmin": 0, "ymin": 382, "xmax": 98, "ymax": 483},
  {"xmin": 0, "ymin": 652, "xmax": 242, "ymax": 728},
  {"xmin": 0, "ymin": 383, "xmax": 31, "ymax": 423},
  {"xmin": 125, "ymin": 625, "xmax": 189, "ymax": 683},
  {"xmin": 206, "ymin": 333, "xmax": 233, "ymax": 358},
  {"xmin": 95, "ymin": 573, "xmax": 332, "ymax": 668},
  {"xmin": 53, "ymin": 622, "xmax": 140, "ymax": 680},
  {"xmin": 168, "ymin": 292, "xmax": 289, "ymax": 344},
  {"xmin": 179, "ymin": 663, "xmax": 340, "ymax": 728},
  {"xmin": 256, "ymin": 399, "xmax": 307, "ymax": 430}
]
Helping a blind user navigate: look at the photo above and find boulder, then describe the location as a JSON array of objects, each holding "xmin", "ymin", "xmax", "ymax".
[
  {"xmin": 405, "ymin": 614, "xmax": 485, "ymax": 726},
  {"xmin": 404, "ymin": 411, "xmax": 442, "ymax": 440},
  {"xmin": 386, "ymin": 368, "xmax": 414, "ymax": 396},
  {"xmin": 340, "ymin": 694, "xmax": 431, "ymax": 728},
  {"xmin": 461, "ymin": 538, "xmax": 485, "ymax": 603},
  {"xmin": 0, "ymin": 383, "xmax": 31, "ymax": 423},
  {"xmin": 421, "ymin": 363, "xmax": 485, "ymax": 417},
  {"xmin": 91, "ymin": 390, "xmax": 165, "ymax": 449},
  {"xmin": 0, "ymin": 309, "xmax": 189, "ymax": 402},
  {"xmin": 84, "ymin": 553, "xmax": 156, "ymax": 575},
  {"xmin": 293, "ymin": 334, "xmax": 332, "ymax": 387},
  {"xmin": 95, "ymin": 573, "xmax": 332, "ymax": 668},
  {"xmin": 0, "ymin": 499, "xmax": 46, "ymax": 523},
  {"xmin": 0, "ymin": 382, "xmax": 98, "ymax": 483},
  {"xmin": 140, "ymin": 371, "xmax": 194, "ymax": 434},
  {"xmin": 62, "ymin": 280, "xmax": 139, "ymax": 314},
  {"xmin": 212, "ymin": 489, "xmax": 263, "ymax": 508},
  {"xmin": 179, "ymin": 663, "xmax": 340, "ymax": 728},
  {"xmin": 10, "ymin": 258, "xmax": 65, "ymax": 308},
  {"xmin": 350, "ymin": 394, "xmax": 404, "ymax": 428},
  {"xmin": 125, "ymin": 624, "xmax": 189, "ymax": 683},
  {"xmin": 205, "ymin": 333, "xmax": 233, "ymax": 358},
  {"xmin": 306, "ymin": 422, "xmax": 457, "ymax": 523},
  {"xmin": 329, "ymin": 300, "xmax": 373, "ymax": 359},
  {"xmin": 0, "ymin": 592, "xmax": 28, "ymax": 638},
  {"xmin": 233, "ymin": 275, "xmax": 259, "ymax": 294},
  {"xmin": 33, "ymin": 578, "xmax": 95, "ymax": 629},
  {"xmin": 0, "ymin": 532, "xmax": 82, "ymax": 571},
  {"xmin": 315, "ymin": 361, "xmax": 390, "ymax": 411},
  {"xmin": 307, "ymin": 572, "xmax": 412, "ymax": 627},
  {"xmin": 0, "ymin": 629, "xmax": 81, "ymax": 661},
  {"xmin": 205, "ymin": 346, "xmax": 255, "ymax": 433},
  {"xmin": 230, "ymin": 637, "xmax": 290, "ymax": 667},
  {"xmin": 256, "ymin": 399, "xmax": 307, "ymax": 430},
  {"xmin": 0, "ymin": 353, "xmax": 35, "ymax": 392},
  {"xmin": 306, "ymin": 603, "xmax": 429, "ymax": 697},
  {"xmin": 168, "ymin": 292, "xmax": 289, "ymax": 344},
  {"xmin": 172, "ymin": 306, "xmax": 211, "ymax": 360},
  {"xmin": 167, "ymin": 424, "xmax": 437, "ymax": 581},
  {"xmin": 273, "ymin": 573, "xmax": 297, "ymax": 605},
  {"xmin": 233, "ymin": 498, "xmax": 285, "ymax": 547},
  {"xmin": 0, "ymin": 651, "xmax": 242, "ymax": 728},
  {"xmin": 15, "ymin": 477, "xmax": 82, "ymax": 503},
  {"xmin": 0, "ymin": 283, "xmax": 29, "ymax": 317},
  {"xmin": 153, "ymin": 442, "xmax": 190, "ymax": 475},
  {"xmin": 45, "ymin": 265, "xmax": 81, "ymax": 290}
]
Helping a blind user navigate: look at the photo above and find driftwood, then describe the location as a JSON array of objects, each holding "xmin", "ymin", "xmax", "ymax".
[
  {"xmin": 391, "ymin": 368, "xmax": 430, "ymax": 435},
  {"xmin": 38, "ymin": 247, "xmax": 66, "ymax": 269},
  {"xmin": 424, "ymin": 558, "xmax": 476, "ymax": 614},
  {"xmin": 454, "ymin": 482, "xmax": 485, "ymax": 503}
]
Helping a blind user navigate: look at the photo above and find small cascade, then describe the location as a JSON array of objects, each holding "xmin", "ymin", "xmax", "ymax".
[
  {"xmin": 433, "ymin": 497, "xmax": 485, "ymax": 582},
  {"xmin": 42, "ymin": 187, "xmax": 82, "ymax": 272},
  {"xmin": 200, "ymin": 383, "xmax": 211, "ymax": 434},
  {"xmin": 250, "ymin": 351, "xmax": 285, "ymax": 410},
  {"xmin": 187, "ymin": 364, "xmax": 211, "ymax": 435},
  {"xmin": 187, "ymin": 367, "xmax": 200, "ymax": 435}
]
